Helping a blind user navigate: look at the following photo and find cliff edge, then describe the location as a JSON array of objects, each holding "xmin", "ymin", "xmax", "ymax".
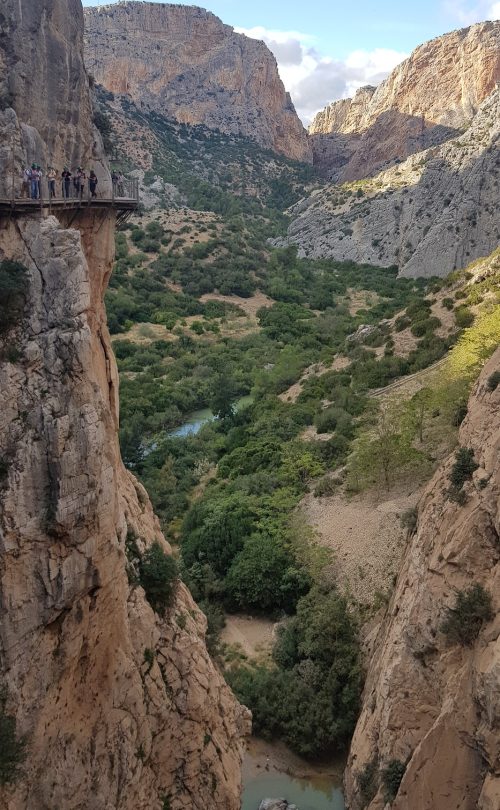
[
  {"xmin": 0, "ymin": 2, "xmax": 249, "ymax": 809},
  {"xmin": 344, "ymin": 348, "xmax": 500, "ymax": 810}
]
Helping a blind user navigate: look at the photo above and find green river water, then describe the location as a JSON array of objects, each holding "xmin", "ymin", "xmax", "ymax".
[{"xmin": 242, "ymin": 771, "xmax": 345, "ymax": 810}]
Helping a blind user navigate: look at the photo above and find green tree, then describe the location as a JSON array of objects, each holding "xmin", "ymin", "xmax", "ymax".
[
  {"xmin": 347, "ymin": 402, "xmax": 423, "ymax": 491},
  {"xmin": 181, "ymin": 494, "xmax": 256, "ymax": 577},
  {"xmin": 225, "ymin": 533, "xmax": 310, "ymax": 613},
  {"xmin": 139, "ymin": 541, "xmax": 178, "ymax": 615},
  {"xmin": 210, "ymin": 373, "xmax": 238, "ymax": 420},
  {"xmin": 227, "ymin": 586, "xmax": 361, "ymax": 758}
]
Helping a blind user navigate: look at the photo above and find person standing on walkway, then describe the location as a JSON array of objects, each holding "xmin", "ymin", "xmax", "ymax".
[
  {"xmin": 47, "ymin": 167, "xmax": 57, "ymax": 198},
  {"xmin": 73, "ymin": 167, "xmax": 81, "ymax": 198},
  {"xmin": 79, "ymin": 168, "xmax": 86, "ymax": 198},
  {"xmin": 111, "ymin": 170, "xmax": 118, "ymax": 196},
  {"xmin": 62, "ymin": 167, "xmax": 72, "ymax": 198},
  {"xmin": 89, "ymin": 170, "xmax": 98, "ymax": 198},
  {"xmin": 35, "ymin": 165, "xmax": 43, "ymax": 199},
  {"xmin": 21, "ymin": 167, "xmax": 31, "ymax": 198},
  {"xmin": 30, "ymin": 164, "xmax": 38, "ymax": 199}
]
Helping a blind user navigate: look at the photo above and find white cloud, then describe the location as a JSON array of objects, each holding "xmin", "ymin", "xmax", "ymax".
[
  {"xmin": 443, "ymin": 0, "xmax": 500, "ymax": 24},
  {"xmin": 236, "ymin": 26, "xmax": 407, "ymax": 125}
]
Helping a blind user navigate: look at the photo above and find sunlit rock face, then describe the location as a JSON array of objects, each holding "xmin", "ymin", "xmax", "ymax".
[
  {"xmin": 309, "ymin": 21, "xmax": 500, "ymax": 182},
  {"xmin": 83, "ymin": 1, "xmax": 312, "ymax": 163},
  {"xmin": 278, "ymin": 88, "xmax": 500, "ymax": 278}
]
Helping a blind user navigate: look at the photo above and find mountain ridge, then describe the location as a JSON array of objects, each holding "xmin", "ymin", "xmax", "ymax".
[
  {"xmin": 83, "ymin": 1, "xmax": 312, "ymax": 163},
  {"xmin": 309, "ymin": 20, "xmax": 500, "ymax": 182}
]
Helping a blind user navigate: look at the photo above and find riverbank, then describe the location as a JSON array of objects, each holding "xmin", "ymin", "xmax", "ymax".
[
  {"xmin": 242, "ymin": 738, "xmax": 345, "ymax": 810},
  {"xmin": 244, "ymin": 737, "xmax": 346, "ymax": 783}
]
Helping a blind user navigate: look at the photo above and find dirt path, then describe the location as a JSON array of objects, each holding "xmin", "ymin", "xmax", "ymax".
[
  {"xmin": 370, "ymin": 355, "xmax": 448, "ymax": 399},
  {"xmin": 200, "ymin": 290, "xmax": 273, "ymax": 319},
  {"xmin": 279, "ymin": 356, "xmax": 351, "ymax": 404}
]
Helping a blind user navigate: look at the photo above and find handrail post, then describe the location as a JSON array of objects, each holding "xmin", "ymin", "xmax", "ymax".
[{"xmin": 11, "ymin": 138, "xmax": 15, "ymax": 203}]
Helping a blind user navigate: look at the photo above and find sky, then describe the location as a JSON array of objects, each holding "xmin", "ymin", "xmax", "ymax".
[{"xmin": 82, "ymin": 0, "xmax": 500, "ymax": 123}]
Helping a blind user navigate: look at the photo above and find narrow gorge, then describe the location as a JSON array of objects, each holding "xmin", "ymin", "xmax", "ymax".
[{"xmin": 0, "ymin": 2, "xmax": 499, "ymax": 810}]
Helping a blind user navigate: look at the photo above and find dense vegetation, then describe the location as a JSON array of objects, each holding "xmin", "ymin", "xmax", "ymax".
[
  {"xmin": 227, "ymin": 586, "xmax": 361, "ymax": 758},
  {"xmin": 100, "ymin": 100, "xmax": 500, "ymax": 758}
]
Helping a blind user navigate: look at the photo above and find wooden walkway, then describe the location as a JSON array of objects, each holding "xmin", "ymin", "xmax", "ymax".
[
  {"xmin": 0, "ymin": 197, "xmax": 138, "ymax": 215},
  {"xmin": 0, "ymin": 177, "xmax": 140, "ymax": 219}
]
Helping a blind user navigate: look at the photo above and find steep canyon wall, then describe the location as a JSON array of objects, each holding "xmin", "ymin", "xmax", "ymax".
[
  {"xmin": 344, "ymin": 349, "xmax": 500, "ymax": 810},
  {"xmin": 0, "ymin": 2, "xmax": 248, "ymax": 809},
  {"xmin": 83, "ymin": 1, "xmax": 311, "ymax": 163}
]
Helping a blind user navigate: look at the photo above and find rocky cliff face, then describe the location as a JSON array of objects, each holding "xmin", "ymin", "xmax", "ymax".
[
  {"xmin": 309, "ymin": 21, "xmax": 500, "ymax": 181},
  {"xmin": 279, "ymin": 87, "xmax": 500, "ymax": 277},
  {"xmin": 83, "ymin": 1, "xmax": 311, "ymax": 163},
  {"xmin": 0, "ymin": 2, "xmax": 248, "ymax": 809},
  {"xmin": 344, "ymin": 348, "xmax": 500, "ymax": 810},
  {"xmin": 0, "ymin": 0, "xmax": 107, "ymax": 192}
]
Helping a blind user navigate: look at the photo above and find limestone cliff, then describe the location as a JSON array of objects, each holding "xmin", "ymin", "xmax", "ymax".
[
  {"xmin": 279, "ymin": 87, "xmax": 500, "ymax": 278},
  {"xmin": 83, "ymin": 1, "xmax": 311, "ymax": 163},
  {"xmin": 0, "ymin": 0, "xmax": 107, "ymax": 191},
  {"xmin": 309, "ymin": 21, "xmax": 500, "ymax": 181},
  {"xmin": 0, "ymin": 2, "xmax": 248, "ymax": 809},
  {"xmin": 344, "ymin": 348, "xmax": 500, "ymax": 810}
]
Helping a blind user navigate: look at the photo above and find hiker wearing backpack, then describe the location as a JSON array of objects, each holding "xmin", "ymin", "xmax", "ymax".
[{"xmin": 89, "ymin": 171, "xmax": 98, "ymax": 198}]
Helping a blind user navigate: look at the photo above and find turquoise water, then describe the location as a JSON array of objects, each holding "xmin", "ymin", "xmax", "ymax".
[
  {"xmin": 168, "ymin": 395, "xmax": 254, "ymax": 438},
  {"xmin": 168, "ymin": 407, "xmax": 213, "ymax": 438},
  {"xmin": 242, "ymin": 772, "xmax": 345, "ymax": 810}
]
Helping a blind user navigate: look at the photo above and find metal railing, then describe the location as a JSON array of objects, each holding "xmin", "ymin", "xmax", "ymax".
[{"xmin": 1, "ymin": 174, "xmax": 140, "ymax": 210}]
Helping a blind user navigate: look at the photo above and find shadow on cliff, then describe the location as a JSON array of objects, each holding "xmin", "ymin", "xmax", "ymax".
[{"xmin": 311, "ymin": 109, "xmax": 461, "ymax": 182}]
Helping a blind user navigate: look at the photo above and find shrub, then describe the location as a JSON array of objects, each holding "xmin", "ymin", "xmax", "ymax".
[
  {"xmin": 0, "ymin": 458, "xmax": 8, "ymax": 482},
  {"xmin": 449, "ymin": 447, "xmax": 478, "ymax": 489},
  {"xmin": 454, "ymin": 307, "xmax": 474, "ymax": 328},
  {"xmin": 487, "ymin": 371, "xmax": 500, "ymax": 391},
  {"xmin": 227, "ymin": 586, "xmax": 361, "ymax": 758},
  {"xmin": 442, "ymin": 297, "xmax": 454, "ymax": 310},
  {"xmin": 358, "ymin": 758, "xmax": 379, "ymax": 806},
  {"xmin": 139, "ymin": 541, "xmax": 178, "ymax": 615},
  {"xmin": 93, "ymin": 108, "xmax": 113, "ymax": 152},
  {"xmin": 451, "ymin": 401, "xmax": 468, "ymax": 426},
  {"xmin": 0, "ymin": 261, "xmax": 29, "ymax": 335},
  {"xmin": 441, "ymin": 583, "xmax": 493, "ymax": 646},
  {"xmin": 313, "ymin": 477, "xmax": 338, "ymax": 497},
  {"xmin": 395, "ymin": 316, "xmax": 411, "ymax": 332},
  {"xmin": 382, "ymin": 759, "xmax": 406, "ymax": 802},
  {"xmin": 0, "ymin": 686, "xmax": 27, "ymax": 786},
  {"xmin": 400, "ymin": 507, "xmax": 417, "ymax": 535}
]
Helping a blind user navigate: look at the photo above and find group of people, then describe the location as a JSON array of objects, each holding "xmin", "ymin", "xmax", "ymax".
[{"xmin": 21, "ymin": 165, "xmax": 99, "ymax": 200}]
